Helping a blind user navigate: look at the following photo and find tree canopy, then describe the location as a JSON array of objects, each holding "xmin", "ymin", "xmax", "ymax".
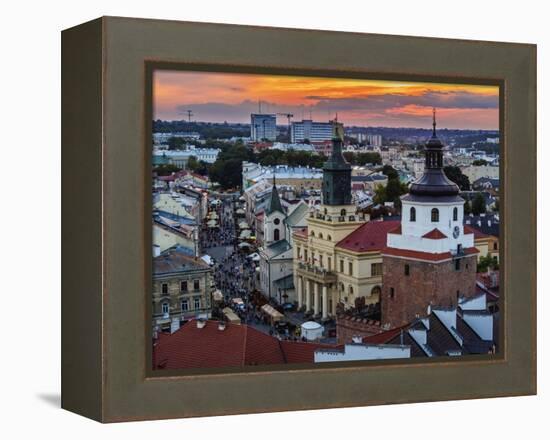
[{"xmin": 444, "ymin": 166, "xmax": 471, "ymax": 191}]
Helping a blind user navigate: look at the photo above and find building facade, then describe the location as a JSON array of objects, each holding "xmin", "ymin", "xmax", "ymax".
[
  {"xmin": 381, "ymin": 113, "xmax": 478, "ymax": 329},
  {"xmin": 291, "ymin": 119, "xmax": 334, "ymax": 144},
  {"xmin": 152, "ymin": 246, "xmax": 214, "ymax": 332},
  {"xmin": 250, "ymin": 114, "xmax": 277, "ymax": 141}
]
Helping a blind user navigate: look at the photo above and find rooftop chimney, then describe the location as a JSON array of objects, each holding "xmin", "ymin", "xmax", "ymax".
[
  {"xmin": 218, "ymin": 321, "xmax": 226, "ymax": 331},
  {"xmin": 196, "ymin": 319, "xmax": 206, "ymax": 329}
]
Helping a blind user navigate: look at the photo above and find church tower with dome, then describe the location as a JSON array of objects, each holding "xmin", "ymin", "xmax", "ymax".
[{"xmin": 380, "ymin": 110, "xmax": 479, "ymax": 329}]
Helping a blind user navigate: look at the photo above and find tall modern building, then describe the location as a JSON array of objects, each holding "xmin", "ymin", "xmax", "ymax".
[
  {"xmin": 290, "ymin": 119, "xmax": 335, "ymax": 144},
  {"xmin": 250, "ymin": 114, "xmax": 277, "ymax": 141}
]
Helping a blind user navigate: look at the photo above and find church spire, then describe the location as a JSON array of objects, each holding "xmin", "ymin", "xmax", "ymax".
[
  {"xmin": 432, "ymin": 107, "xmax": 437, "ymax": 137},
  {"xmin": 267, "ymin": 172, "xmax": 283, "ymax": 214}
]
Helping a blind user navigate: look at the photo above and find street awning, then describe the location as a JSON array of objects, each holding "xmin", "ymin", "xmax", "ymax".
[
  {"xmin": 222, "ymin": 307, "xmax": 241, "ymax": 324},
  {"xmin": 261, "ymin": 304, "xmax": 284, "ymax": 322},
  {"xmin": 239, "ymin": 230, "xmax": 252, "ymax": 239}
]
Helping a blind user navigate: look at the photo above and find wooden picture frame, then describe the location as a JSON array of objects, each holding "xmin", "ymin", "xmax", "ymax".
[{"xmin": 62, "ymin": 16, "xmax": 536, "ymax": 422}]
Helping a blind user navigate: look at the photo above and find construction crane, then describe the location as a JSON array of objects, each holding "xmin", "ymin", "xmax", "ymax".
[
  {"xmin": 186, "ymin": 109, "xmax": 194, "ymax": 123},
  {"xmin": 277, "ymin": 113, "xmax": 294, "ymax": 142}
]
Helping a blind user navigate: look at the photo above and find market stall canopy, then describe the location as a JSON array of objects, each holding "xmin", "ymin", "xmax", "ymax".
[
  {"xmin": 235, "ymin": 208, "xmax": 245, "ymax": 215},
  {"xmin": 247, "ymin": 252, "xmax": 260, "ymax": 261},
  {"xmin": 238, "ymin": 221, "xmax": 250, "ymax": 229},
  {"xmin": 232, "ymin": 298, "xmax": 244, "ymax": 306},
  {"xmin": 239, "ymin": 229, "xmax": 252, "ymax": 239},
  {"xmin": 206, "ymin": 219, "xmax": 217, "ymax": 227},
  {"xmin": 222, "ymin": 307, "xmax": 241, "ymax": 324},
  {"xmin": 238, "ymin": 242, "xmax": 252, "ymax": 249},
  {"xmin": 261, "ymin": 304, "xmax": 284, "ymax": 322},
  {"xmin": 300, "ymin": 321, "xmax": 324, "ymax": 341},
  {"xmin": 208, "ymin": 211, "xmax": 218, "ymax": 219},
  {"xmin": 201, "ymin": 254, "xmax": 214, "ymax": 266},
  {"xmin": 212, "ymin": 289, "xmax": 223, "ymax": 301}
]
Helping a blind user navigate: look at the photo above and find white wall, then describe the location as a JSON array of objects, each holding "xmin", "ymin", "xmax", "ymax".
[{"xmin": 315, "ymin": 344, "xmax": 410, "ymax": 362}]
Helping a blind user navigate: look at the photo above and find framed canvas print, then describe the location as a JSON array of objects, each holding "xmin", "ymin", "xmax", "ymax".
[{"xmin": 61, "ymin": 16, "xmax": 536, "ymax": 422}]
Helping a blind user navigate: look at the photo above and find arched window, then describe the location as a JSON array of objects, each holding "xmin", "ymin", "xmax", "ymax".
[
  {"xmin": 348, "ymin": 285, "xmax": 354, "ymax": 296},
  {"xmin": 319, "ymin": 233, "xmax": 323, "ymax": 239},
  {"xmin": 340, "ymin": 209, "xmax": 347, "ymax": 217},
  {"xmin": 274, "ymin": 229, "xmax": 280, "ymax": 241},
  {"xmin": 310, "ymin": 230, "xmax": 315, "ymax": 237},
  {"xmin": 327, "ymin": 235, "xmax": 332, "ymax": 241},
  {"xmin": 431, "ymin": 208, "xmax": 439, "ymax": 222},
  {"xmin": 453, "ymin": 207, "xmax": 458, "ymax": 221},
  {"xmin": 371, "ymin": 286, "xmax": 381, "ymax": 297},
  {"xmin": 410, "ymin": 207, "xmax": 416, "ymax": 222}
]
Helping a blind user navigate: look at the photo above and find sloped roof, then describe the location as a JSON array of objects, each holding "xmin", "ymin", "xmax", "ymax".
[
  {"xmin": 336, "ymin": 220, "xmax": 400, "ymax": 252},
  {"xmin": 153, "ymin": 246, "xmax": 208, "ymax": 275},
  {"xmin": 285, "ymin": 202, "xmax": 309, "ymax": 227},
  {"xmin": 422, "ymin": 228, "xmax": 448, "ymax": 239},
  {"xmin": 382, "ymin": 246, "xmax": 478, "ymax": 262},
  {"xmin": 153, "ymin": 320, "xmax": 285, "ymax": 369},
  {"xmin": 266, "ymin": 182, "xmax": 284, "ymax": 215},
  {"xmin": 264, "ymin": 239, "xmax": 292, "ymax": 259},
  {"xmin": 153, "ymin": 320, "xmax": 338, "ymax": 370}
]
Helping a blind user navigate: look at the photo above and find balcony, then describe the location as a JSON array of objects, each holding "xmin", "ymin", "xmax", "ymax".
[{"xmin": 297, "ymin": 262, "xmax": 337, "ymax": 284}]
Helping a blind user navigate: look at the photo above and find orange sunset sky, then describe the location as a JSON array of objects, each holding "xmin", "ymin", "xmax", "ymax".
[{"xmin": 153, "ymin": 70, "xmax": 499, "ymax": 130}]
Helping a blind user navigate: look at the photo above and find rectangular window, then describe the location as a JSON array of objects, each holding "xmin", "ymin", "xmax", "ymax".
[
  {"xmin": 371, "ymin": 263, "xmax": 383, "ymax": 277},
  {"xmin": 328, "ymin": 257, "xmax": 332, "ymax": 271},
  {"xmin": 319, "ymin": 255, "xmax": 323, "ymax": 268},
  {"xmin": 340, "ymin": 260, "xmax": 344, "ymax": 273},
  {"xmin": 194, "ymin": 297, "xmax": 201, "ymax": 310},
  {"xmin": 180, "ymin": 281, "xmax": 188, "ymax": 292},
  {"xmin": 348, "ymin": 262, "xmax": 353, "ymax": 276},
  {"xmin": 161, "ymin": 283, "xmax": 168, "ymax": 294},
  {"xmin": 304, "ymin": 250, "xmax": 308, "ymax": 262},
  {"xmin": 404, "ymin": 264, "xmax": 410, "ymax": 276},
  {"xmin": 390, "ymin": 287, "xmax": 395, "ymax": 299},
  {"xmin": 455, "ymin": 259, "xmax": 461, "ymax": 271},
  {"xmin": 194, "ymin": 280, "xmax": 200, "ymax": 290},
  {"xmin": 181, "ymin": 299, "xmax": 188, "ymax": 312},
  {"xmin": 162, "ymin": 302, "xmax": 169, "ymax": 315}
]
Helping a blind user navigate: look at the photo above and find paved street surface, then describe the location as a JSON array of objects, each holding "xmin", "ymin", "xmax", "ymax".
[{"xmin": 200, "ymin": 198, "xmax": 309, "ymax": 340}]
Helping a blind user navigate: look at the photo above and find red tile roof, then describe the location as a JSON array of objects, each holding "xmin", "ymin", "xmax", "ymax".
[
  {"xmin": 153, "ymin": 320, "xmax": 284, "ymax": 369},
  {"xmin": 422, "ymin": 228, "xmax": 448, "ymax": 239},
  {"xmin": 279, "ymin": 340, "xmax": 336, "ymax": 363},
  {"xmin": 153, "ymin": 320, "xmax": 338, "ymax": 370},
  {"xmin": 382, "ymin": 246, "xmax": 479, "ymax": 262},
  {"xmin": 336, "ymin": 220, "xmax": 400, "ymax": 252},
  {"xmin": 293, "ymin": 227, "xmax": 308, "ymax": 239},
  {"xmin": 464, "ymin": 224, "xmax": 488, "ymax": 239},
  {"xmin": 362, "ymin": 324, "xmax": 409, "ymax": 344}
]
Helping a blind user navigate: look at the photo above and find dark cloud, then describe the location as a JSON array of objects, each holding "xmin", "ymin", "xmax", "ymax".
[{"xmin": 172, "ymin": 90, "xmax": 498, "ymax": 127}]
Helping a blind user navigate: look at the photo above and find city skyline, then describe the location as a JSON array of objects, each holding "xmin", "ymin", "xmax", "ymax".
[{"xmin": 153, "ymin": 70, "xmax": 499, "ymax": 130}]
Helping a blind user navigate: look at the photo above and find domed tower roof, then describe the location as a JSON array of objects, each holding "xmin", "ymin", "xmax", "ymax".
[{"xmin": 408, "ymin": 109, "xmax": 459, "ymax": 198}]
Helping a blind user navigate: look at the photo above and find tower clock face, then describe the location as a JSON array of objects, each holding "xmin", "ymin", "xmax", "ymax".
[{"xmin": 453, "ymin": 226, "xmax": 460, "ymax": 238}]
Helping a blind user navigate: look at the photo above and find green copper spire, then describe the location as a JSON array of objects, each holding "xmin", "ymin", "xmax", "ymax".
[
  {"xmin": 267, "ymin": 173, "xmax": 283, "ymax": 214},
  {"xmin": 322, "ymin": 122, "xmax": 352, "ymax": 206}
]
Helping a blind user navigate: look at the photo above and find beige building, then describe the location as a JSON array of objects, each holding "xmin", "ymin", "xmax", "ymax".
[
  {"xmin": 152, "ymin": 246, "xmax": 214, "ymax": 332},
  {"xmin": 461, "ymin": 164, "xmax": 499, "ymax": 183}
]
